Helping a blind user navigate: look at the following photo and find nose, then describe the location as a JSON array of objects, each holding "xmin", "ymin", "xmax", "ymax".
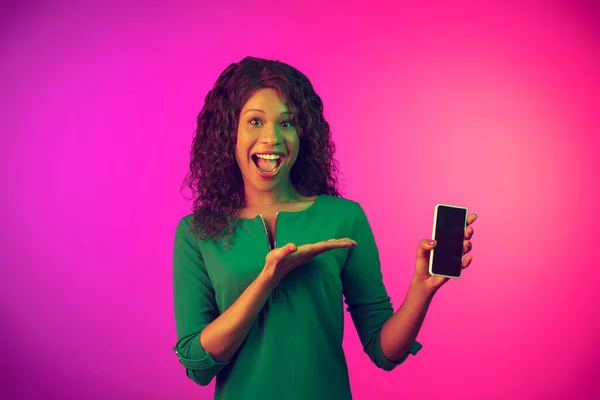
[{"xmin": 259, "ymin": 123, "xmax": 283, "ymax": 145}]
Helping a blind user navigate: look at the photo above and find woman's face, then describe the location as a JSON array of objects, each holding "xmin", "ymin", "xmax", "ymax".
[{"xmin": 235, "ymin": 88, "xmax": 299, "ymax": 195}]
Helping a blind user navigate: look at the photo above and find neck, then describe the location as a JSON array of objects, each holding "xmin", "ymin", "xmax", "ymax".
[{"xmin": 243, "ymin": 181, "xmax": 302, "ymax": 207}]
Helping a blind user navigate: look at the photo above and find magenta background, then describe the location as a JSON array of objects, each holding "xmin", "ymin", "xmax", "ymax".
[{"xmin": 1, "ymin": 0, "xmax": 599, "ymax": 399}]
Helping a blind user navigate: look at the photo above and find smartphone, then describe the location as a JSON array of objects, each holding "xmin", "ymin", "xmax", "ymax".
[{"xmin": 429, "ymin": 204, "xmax": 468, "ymax": 279}]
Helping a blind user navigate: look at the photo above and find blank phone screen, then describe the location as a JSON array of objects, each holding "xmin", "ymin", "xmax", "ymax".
[{"xmin": 431, "ymin": 205, "xmax": 467, "ymax": 277}]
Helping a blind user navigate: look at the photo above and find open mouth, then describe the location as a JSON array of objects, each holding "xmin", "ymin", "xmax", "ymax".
[{"xmin": 251, "ymin": 154, "xmax": 283, "ymax": 177}]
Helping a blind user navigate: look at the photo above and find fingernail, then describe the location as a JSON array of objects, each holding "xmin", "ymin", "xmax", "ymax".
[
  {"xmin": 428, "ymin": 240, "xmax": 436, "ymax": 246},
  {"xmin": 473, "ymin": 214, "xmax": 477, "ymax": 220}
]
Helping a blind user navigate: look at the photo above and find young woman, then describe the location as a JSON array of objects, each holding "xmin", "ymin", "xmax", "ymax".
[{"xmin": 172, "ymin": 56, "xmax": 477, "ymax": 400}]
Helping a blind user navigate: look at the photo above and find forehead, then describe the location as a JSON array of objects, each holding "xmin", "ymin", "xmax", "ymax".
[{"xmin": 242, "ymin": 88, "xmax": 290, "ymax": 113}]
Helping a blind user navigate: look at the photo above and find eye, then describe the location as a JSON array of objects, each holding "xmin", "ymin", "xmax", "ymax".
[
  {"xmin": 249, "ymin": 118, "xmax": 262, "ymax": 126},
  {"xmin": 280, "ymin": 120, "xmax": 293, "ymax": 128}
]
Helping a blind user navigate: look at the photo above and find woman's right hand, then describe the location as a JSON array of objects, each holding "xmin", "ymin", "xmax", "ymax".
[{"xmin": 263, "ymin": 238, "xmax": 357, "ymax": 284}]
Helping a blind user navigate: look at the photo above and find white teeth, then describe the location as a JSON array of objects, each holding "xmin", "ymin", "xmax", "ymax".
[{"xmin": 255, "ymin": 154, "xmax": 281, "ymax": 160}]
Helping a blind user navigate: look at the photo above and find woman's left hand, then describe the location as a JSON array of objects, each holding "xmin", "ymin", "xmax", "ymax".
[{"xmin": 411, "ymin": 214, "xmax": 478, "ymax": 294}]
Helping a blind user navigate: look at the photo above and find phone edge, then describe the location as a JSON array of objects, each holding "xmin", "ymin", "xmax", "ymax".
[{"xmin": 429, "ymin": 203, "xmax": 468, "ymax": 279}]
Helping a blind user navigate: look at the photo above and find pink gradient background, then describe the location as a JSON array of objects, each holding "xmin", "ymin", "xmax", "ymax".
[{"xmin": 2, "ymin": 0, "xmax": 599, "ymax": 399}]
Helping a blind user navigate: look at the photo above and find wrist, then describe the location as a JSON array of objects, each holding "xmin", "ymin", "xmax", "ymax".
[
  {"xmin": 259, "ymin": 264, "xmax": 280, "ymax": 290},
  {"xmin": 409, "ymin": 276, "xmax": 437, "ymax": 300}
]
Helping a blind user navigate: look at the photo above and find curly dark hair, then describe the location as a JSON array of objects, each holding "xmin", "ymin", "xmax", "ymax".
[{"xmin": 181, "ymin": 56, "xmax": 341, "ymax": 248}]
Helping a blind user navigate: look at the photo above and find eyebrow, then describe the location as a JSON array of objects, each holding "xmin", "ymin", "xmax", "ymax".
[{"xmin": 242, "ymin": 109, "xmax": 294, "ymax": 116}]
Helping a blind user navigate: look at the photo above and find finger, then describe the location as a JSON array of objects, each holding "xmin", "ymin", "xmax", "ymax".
[
  {"xmin": 326, "ymin": 238, "xmax": 356, "ymax": 244},
  {"xmin": 304, "ymin": 239, "xmax": 357, "ymax": 258},
  {"xmin": 464, "ymin": 226, "xmax": 474, "ymax": 240},
  {"xmin": 463, "ymin": 240, "xmax": 472, "ymax": 254},
  {"xmin": 267, "ymin": 243, "xmax": 298, "ymax": 264},
  {"xmin": 325, "ymin": 238, "xmax": 357, "ymax": 248},
  {"xmin": 300, "ymin": 240, "xmax": 344, "ymax": 256},
  {"xmin": 462, "ymin": 255, "xmax": 473, "ymax": 269},
  {"xmin": 466, "ymin": 214, "xmax": 477, "ymax": 226},
  {"xmin": 416, "ymin": 238, "xmax": 436, "ymax": 261}
]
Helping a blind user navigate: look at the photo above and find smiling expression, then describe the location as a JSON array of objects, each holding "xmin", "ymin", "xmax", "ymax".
[{"xmin": 235, "ymin": 88, "xmax": 300, "ymax": 193}]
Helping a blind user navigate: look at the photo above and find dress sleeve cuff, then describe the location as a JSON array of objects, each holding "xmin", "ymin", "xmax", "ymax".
[
  {"xmin": 379, "ymin": 340, "xmax": 423, "ymax": 370},
  {"xmin": 173, "ymin": 334, "xmax": 229, "ymax": 370}
]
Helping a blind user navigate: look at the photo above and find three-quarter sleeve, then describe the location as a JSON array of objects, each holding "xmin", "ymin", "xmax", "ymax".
[
  {"xmin": 172, "ymin": 217, "xmax": 229, "ymax": 386},
  {"xmin": 341, "ymin": 204, "xmax": 422, "ymax": 371}
]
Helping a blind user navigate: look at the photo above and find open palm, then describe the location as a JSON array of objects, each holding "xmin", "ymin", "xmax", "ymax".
[{"xmin": 266, "ymin": 238, "xmax": 357, "ymax": 283}]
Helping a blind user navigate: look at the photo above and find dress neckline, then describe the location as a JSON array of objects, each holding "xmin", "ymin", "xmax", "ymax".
[{"xmin": 238, "ymin": 194, "xmax": 323, "ymax": 221}]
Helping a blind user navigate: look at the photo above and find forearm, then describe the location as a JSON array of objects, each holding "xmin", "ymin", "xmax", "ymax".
[
  {"xmin": 380, "ymin": 279, "xmax": 436, "ymax": 362},
  {"xmin": 200, "ymin": 268, "xmax": 277, "ymax": 363}
]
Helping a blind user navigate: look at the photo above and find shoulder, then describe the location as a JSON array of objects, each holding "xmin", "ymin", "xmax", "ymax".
[
  {"xmin": 315, "ymin": 195, "xmax": 374, "ymax": 236},
  {"xmin": 316, "ymin": 194, "xmax": 365, "ymax": 216},
  {"xmin": 177, "ymin": 213, "xmax": 195, "ymax": 226},
  {"xmin": 175, "ymin": 213, "xmax": 197, "ymax": 237}
]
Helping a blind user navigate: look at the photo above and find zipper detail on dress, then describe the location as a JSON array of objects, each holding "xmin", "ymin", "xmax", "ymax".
[
  {"xmin": 273, "ymin": 212, "xmax": 279, "ymax": 300},
  {"xmin": 259, "ymin": 213, "xmax": 280, "ymax": 301}
]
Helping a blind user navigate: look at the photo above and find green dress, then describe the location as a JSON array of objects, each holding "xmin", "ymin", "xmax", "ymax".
[{"xmin": 173, "ymin": 194, "xmax": 422, "ymax": 399}]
